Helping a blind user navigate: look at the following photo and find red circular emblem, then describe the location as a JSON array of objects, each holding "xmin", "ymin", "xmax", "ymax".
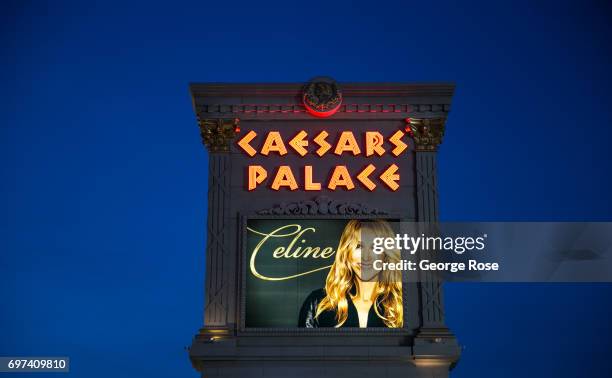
[{"xmin": 302, "ymin": 78, "xmax": 342, "ymax": 118}]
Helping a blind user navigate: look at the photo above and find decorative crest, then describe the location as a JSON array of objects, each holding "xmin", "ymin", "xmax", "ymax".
[{"xmin": 302, "ymin": 77, "xmax": 342, "ymax": 118}]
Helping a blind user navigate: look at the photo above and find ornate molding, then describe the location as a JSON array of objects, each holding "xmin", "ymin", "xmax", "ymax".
[
  {"xmin": 257, "ymin": 195, "xmax": 388, "ymax": 216},
  {"xmin": 407, "ymin": 117, "xmax": 446, "ymax": 151},
  {"xmin": 199, "ymin": 118, "xmax": 239, "ymax": 153},
  {"xmin": 196, "ymin": 103, "xmax": 450, "ymax": 115}
]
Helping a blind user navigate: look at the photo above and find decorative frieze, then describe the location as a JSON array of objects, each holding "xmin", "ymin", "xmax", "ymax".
[
  {"xmin": 257, "ymin": 195, "xmax": 388, "ymax": 216},
  {"xmin": 197, "ymin": 103, "xmax": 450, "ymax": 115}
]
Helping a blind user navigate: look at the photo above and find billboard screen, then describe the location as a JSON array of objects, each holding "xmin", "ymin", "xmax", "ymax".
[{"xmin": 245, "ymin": 218, "xmax": 403, "ymax": 328}]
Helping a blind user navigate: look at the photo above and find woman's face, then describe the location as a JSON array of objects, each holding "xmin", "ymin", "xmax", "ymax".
[{"xmin": 349, "ymin": 227, "xmax": 380, "ymax": 282}]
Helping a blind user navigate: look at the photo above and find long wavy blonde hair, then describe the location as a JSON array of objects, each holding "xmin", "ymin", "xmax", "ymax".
[{"xmin": 315, "ymin": 219, "xmax": 403, "ymax": 328}]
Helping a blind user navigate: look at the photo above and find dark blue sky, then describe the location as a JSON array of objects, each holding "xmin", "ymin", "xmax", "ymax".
[{"xmin": 1, "ymin": 1, "xmax": 611, "ymax": 377}]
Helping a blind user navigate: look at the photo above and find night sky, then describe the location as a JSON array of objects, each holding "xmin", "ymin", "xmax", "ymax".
[{"xmin": 2, "ymin": 1, "xmax": 611, "ymax": 377}]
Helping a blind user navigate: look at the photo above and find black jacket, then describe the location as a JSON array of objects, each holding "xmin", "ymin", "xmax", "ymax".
[{"xmin": 298, "ymin": 288, "xmax": 387, "ymax": 328}]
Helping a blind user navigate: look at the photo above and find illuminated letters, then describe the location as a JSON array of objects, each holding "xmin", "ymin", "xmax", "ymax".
[
  {"xmin": 289, "ymin": 130, "xmax": 309, "ymax": 156},
  {"xmin": 389, "ymin": 130, "xmax": 408, "ymax": 156},
  {"xmin": 261, "ymin": 131, "xmax": 288, "ymax": 156},
  {"xmin": 379, "ymin": 164, "xmax": 400, "ymax": 190},
  {"xmin": 237, "ymin": 130, "xmax": 257, "ymax": 157},
  {"xmin": 238, "ymin": 130, "xmax": 410, "ymax": 191},
  {"xmin": 237, "ymin": 129, "xmax": 409, "ymax": 158},
  {"xmin": 365, "ymin": 131, "xmax": 385, "ymax": 157},
  {"xmin": 304, "ymin": 166, "xmax": 321, "ymax": 191},
  {"xmin": 334, "ymin": 131, "xmax": 361, "ymax": 156},
  {"xmin": 313, "ymin": 130, "xmax": 331, "ymax": 156},
  {"xmin": 328, "ymin": 166, "xmax": 355, "ymax": 191},
  {"xmin": 246, "ymin": 164, "xmax": 400, "ymax": 191},
  {"xmin": 271, "ymin": 166, "xmax": 298, "ymax": 191},
  {"xmin": 356, "ymin": 163, "xmax": 377, "ymax": 191},
  {"xmin": 248, "ymin": 165, "xmax": 267, "ymax": 191}
]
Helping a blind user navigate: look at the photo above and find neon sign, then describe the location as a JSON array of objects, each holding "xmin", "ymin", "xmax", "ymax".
[{"xmin": 238, "ymin": 129, "xmax": 409, "ymax": 192}]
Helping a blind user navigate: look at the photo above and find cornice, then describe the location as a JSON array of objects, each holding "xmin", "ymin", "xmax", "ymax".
[{"xmin": 190, "ymin": 82, "xmax": 455, "ymax": 99}]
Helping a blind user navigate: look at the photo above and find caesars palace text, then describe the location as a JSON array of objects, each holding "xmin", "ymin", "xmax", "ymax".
[{"xmin": 237, "ymin": 129, "xmax": 411, "ymax": 191}]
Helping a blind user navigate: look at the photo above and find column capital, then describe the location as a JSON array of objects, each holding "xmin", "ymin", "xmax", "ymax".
[
  {"xmin": 407, "ymin": 117, "xmax": 446, "ymax": 151},
  {"xmin": 199, "ymin": 118, "xmax": 240, "ymax": 153}
]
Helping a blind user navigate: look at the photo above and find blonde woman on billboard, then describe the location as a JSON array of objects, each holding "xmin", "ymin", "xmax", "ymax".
[{"xmin": 298, "ymin": 219, "xmax": 403, "ymax": 328}]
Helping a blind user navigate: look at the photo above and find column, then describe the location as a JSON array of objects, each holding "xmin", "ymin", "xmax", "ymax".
[
  {"xmin": 409, "ymin": 118, "xmax": 459, "ymax": 368},
  {"xmin": 198, "ymin": 118, "xmax": 239, "ymax": 337},
  {"xmin": 410, "ymin": 117, "xmax": 447, "ymax": 330}
]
